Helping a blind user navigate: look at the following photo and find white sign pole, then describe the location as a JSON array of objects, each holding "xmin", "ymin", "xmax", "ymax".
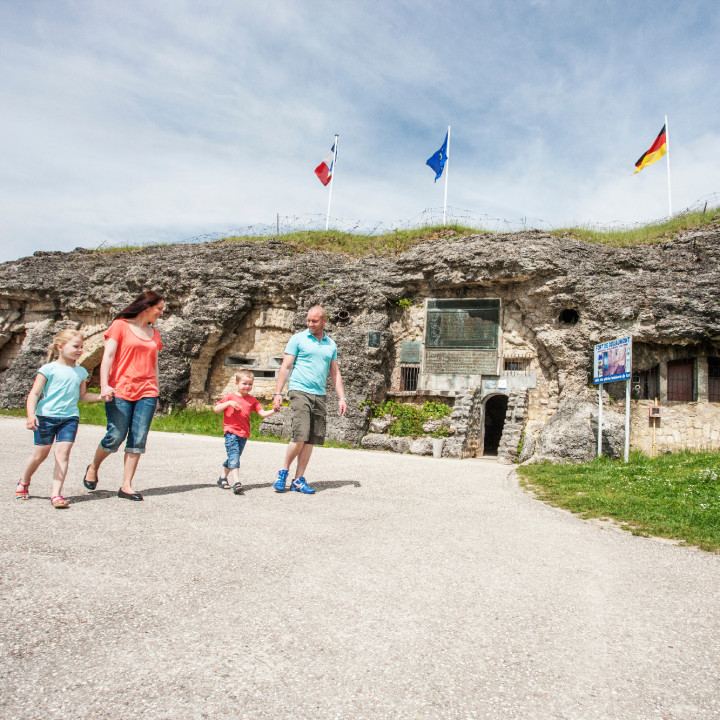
[
  {"xmin": 597, "ymin": 384, "xmax": 603, "ymax": 458},
  {"xmin": 624, "ymin": 378, "xmax": 631, "ymax": 463}
]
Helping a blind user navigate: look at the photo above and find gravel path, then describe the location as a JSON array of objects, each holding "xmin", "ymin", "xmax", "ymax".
[{"xmin": 1, "ymin": 416, "xmax": 719, "ymax": 720}]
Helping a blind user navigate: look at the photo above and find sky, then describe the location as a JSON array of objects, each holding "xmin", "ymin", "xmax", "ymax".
[{"xmin": 1, "ymin": 0, "xmax": 719, "ymax": 262}]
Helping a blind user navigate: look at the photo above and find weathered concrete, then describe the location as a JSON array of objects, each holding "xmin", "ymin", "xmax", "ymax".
[{"xmin": 2, "ymin": 416, "xmax": 719, "ymax": 720}]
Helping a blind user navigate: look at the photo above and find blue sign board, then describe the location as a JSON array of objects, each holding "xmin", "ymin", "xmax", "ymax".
[{"xmin": 593, "ymin": 336, "xmax": 632, "ymax": 384}]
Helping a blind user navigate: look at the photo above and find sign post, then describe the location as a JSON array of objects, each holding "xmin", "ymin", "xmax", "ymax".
[{"xmin": 593, "ymin": 336, "xmax": 633, "ymax": 461}]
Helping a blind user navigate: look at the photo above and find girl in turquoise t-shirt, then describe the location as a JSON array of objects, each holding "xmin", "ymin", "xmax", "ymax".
[{"xmin": 16, "ymin": 330, "xmax": 100, "ymax": 508}]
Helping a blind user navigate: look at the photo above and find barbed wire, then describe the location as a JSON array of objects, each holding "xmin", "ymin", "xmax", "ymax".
[{"xmin": 95, "ymin": 191, "xmax": 719, "ymax": 251}]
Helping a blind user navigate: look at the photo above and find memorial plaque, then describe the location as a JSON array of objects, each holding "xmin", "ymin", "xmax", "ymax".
[
  {"xmin": 400, "ymin": 341, "xmax": 422, "ymax": 364},
  {"xmin": 367, "ymin": 331, "xmax": 381, "ymax": 348},
  {"xmin": 425, "ymin": 299, "xmax": 500, "ymax": 349},
  {"xmin": 424, "ymin": 349, "xmax": 498, "ymax": 375}
]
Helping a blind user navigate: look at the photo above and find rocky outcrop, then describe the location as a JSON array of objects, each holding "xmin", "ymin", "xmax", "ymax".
[
  {"xmin": 534, "ymin": 399, "xmax": 625, "ymax": 463},
  {"xmin": 1, "ymin": 226, "xmax": 719, "ymax": 457}
]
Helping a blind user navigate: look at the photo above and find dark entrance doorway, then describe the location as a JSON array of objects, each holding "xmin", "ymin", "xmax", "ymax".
[{"xmin": 483, "ymin": 394, "xmax": 508, "ymax": 456}]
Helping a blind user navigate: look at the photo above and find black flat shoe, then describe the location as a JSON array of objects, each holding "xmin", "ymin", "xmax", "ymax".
[
  {"xmin": 118, "ymin": 488, "xmax": 143, "ymax": 501},
  {"xmin": 83, "ymin": 464, "xmax": 98, "ymax": 490}
]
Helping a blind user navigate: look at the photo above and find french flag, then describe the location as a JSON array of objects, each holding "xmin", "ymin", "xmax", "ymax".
[{"xmin": 314, "ymin": 142, "xmax": 336, "ymax": 186}]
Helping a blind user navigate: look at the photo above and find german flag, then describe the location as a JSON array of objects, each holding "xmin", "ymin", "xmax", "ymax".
[{"xmin": 633, "ymin": 125, "xmax": 667, "ymax": 174}]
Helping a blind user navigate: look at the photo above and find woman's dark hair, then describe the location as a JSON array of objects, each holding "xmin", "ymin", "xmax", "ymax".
[{"xmin": 115, "ymin": 290, "xmax": 164, "ymax": 320}]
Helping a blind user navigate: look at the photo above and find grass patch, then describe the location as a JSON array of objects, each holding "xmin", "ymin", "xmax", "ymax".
[
  {"xmin": 517, "ymin": 450, "xmax": 720, "ymax": 552},
  {"xmin": 91, "ymin": 242, "xmax": 173, "ymax": 254},
  {"xmin": 1, "ymin": 403, "xmax": 352, "ymax": 448},
  {"xmin": 221, "ymin": 224, "xmax": 481, "ymax": 257},
  {"xmin": 552, "ymin": 207, "xmax": 719, "ymax": 247},
  {"xmin": 86, "ymin": 208, "xmax": 719, "ymax": 258}
]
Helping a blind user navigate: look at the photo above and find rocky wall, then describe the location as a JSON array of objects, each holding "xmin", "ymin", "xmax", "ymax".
[{"xmin": 1, "ymin": 227, "xmax": 720, "ymax": 459}]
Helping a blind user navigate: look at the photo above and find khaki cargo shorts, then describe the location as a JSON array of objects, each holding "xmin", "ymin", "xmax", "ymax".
[{"xmin": 289, "ymin": 390, "xmax": 327, "ymax": 445}]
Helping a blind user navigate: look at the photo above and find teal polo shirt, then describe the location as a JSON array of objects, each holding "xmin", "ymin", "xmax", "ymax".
[{"xmin": 285, "ymin": 329, "xmax": 337, "ymax": 396}]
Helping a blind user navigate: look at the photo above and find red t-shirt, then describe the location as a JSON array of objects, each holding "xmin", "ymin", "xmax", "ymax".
[
  {"xmin": 220, "ymin": 393, "xmax": 263, "ymax": 438},
  {"xmin": 105, "ymin": 319, "xmax": 163, "ymax": 401}
]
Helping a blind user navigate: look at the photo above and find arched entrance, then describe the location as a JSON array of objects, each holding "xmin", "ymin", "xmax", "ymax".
[{"xmin": 483, "ymin": 394, "xmax": 508, "ymax": 456}]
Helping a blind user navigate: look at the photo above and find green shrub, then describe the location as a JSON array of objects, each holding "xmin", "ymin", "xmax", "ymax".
[{"xmin": 362, "ymin": 399, "xmax": 452, "ymax": 437}]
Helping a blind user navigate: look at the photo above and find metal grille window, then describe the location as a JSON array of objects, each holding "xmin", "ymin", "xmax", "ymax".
[
  {"xmin": 633, "ymin": 366, "xmax": 659, "ymax": 400},
  {"xmin": 709, "ymin": 357, "xmax": 720, "ymax": 402},
  {"xmin": 667, "ymin": 359, "xmax": 694, "ymax": 401},
  {"xmin": 400, "ymin": 366, "xmax": 420, "ymax": 392},
  {"xmin": 504, "ymin": 359, "xmax": 528, "ymax": 373}
]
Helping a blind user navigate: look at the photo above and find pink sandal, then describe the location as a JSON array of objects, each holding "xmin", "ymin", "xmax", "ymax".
[
  {"xmin": 51, "ymin": 495, "xmax": 69, "ymax": 509},
  {"xmin": 15, "ymin": 481, "xmax": 30, "ymax": 500}
]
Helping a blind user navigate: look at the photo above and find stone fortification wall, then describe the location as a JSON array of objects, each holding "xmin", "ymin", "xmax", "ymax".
[
  {"xmin": 1, "ymin": 226, "xmax": 719, "ymax": 456},
  {"xmin": 630, "ymin": 400, "xmax": 720, "ymax": 455}
]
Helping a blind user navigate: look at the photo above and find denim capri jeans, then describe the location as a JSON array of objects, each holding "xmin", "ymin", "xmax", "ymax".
[
  {"xmin": 223, "ymin": 432, "xmax": 247, "ymax": 469},
  {"xmin": 101, "ymin": 396, "xmax": 158, "ymax": 455},
  {"xmin": 34, "ymin": 416, "xmax": 79, "ymax": 446}
]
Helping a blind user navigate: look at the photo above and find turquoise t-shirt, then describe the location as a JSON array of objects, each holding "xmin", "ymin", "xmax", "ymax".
[
  {"xmin": 285, "ymin": 330, "xmax": 337, "ymax": 396},
  {"xmin": 35, "ymin": 362, "xmax": 89, "ymax": 418}
]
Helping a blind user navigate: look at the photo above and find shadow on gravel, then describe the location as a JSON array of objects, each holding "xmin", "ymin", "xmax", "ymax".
[
  {"xmin": 239, "ymin": 480, "xmax": 361, "ymax": 494},
  {"xmin": 238, "ymin": 482, "xmax": 274, "ymax": 492},
  {"xmin": 67, "ymin": 483, "xmax": 215, "ymax": 503},
  {"xmin": 66, "ymin": 480, "xmax": 360, "ymax": 503},
  {"xmin": 312, "ymin": 480, "xmax": 361, "ymax": 492}
]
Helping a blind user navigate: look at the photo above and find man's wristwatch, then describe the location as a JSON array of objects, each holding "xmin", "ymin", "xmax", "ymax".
[
  {"xmin": 273, "ymin": 393, "xmax": 283, "ymax": 397},
  {"xmin": 338, "ymin": 397, "xmax": 346, "ymax": 402}
]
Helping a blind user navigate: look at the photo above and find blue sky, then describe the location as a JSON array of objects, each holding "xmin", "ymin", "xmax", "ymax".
[{"xmin": 1, "ymin": 0, "xmax": 719, "ymax": 262}]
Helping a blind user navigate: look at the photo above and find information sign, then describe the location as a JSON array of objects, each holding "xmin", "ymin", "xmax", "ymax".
[{"xmin": 593, "ymin": 336, "xmax": 632, "ymax": 384}]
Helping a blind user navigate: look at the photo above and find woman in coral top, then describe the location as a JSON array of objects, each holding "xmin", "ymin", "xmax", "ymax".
[{"xmin": 82, "ymin": 290, "xmax": 164, "ymax": 501}]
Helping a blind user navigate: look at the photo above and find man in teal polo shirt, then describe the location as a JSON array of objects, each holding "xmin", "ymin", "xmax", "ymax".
[{"xmin": 271, "ymin": 305, "xmax": 347, "ymax": 494}]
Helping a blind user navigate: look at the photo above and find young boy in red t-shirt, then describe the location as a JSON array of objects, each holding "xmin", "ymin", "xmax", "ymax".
[{"xmin": 214, "ymin": 369, "xmax": 276, "ymax": 494}]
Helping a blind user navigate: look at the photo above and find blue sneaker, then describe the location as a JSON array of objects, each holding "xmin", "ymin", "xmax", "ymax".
[
  {"xmin": 291, "ymin": 477, "xmax": 315, "ymax": 494},
  {"xmin": 274, "ymin": 469, "xmax": 289, "ymax": 492}
]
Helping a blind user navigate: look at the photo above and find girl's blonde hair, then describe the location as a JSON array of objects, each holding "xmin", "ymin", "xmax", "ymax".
[{"xmin": 47, "ymin": 330, "xmax": 83, "ymax": 362}]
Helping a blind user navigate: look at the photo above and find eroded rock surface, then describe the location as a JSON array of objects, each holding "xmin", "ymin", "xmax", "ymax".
[{"xmin": 1, "ymin": 227, "xmax": 719, "ymax": 457}]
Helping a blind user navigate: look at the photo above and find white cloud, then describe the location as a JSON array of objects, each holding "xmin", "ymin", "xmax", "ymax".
[{"xmin": 0, "ymin": 0, "xmax": 718, "ymax": 261}]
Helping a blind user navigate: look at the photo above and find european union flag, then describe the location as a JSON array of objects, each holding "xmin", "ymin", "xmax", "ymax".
[{"xmin": 426, "ymin": 132, "xmax": 448, "ymax": 182}]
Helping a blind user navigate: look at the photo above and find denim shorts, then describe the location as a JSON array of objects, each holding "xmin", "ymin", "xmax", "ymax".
[
  {"xmin": 222, "ymin": 432, "xmax": 247, "ymax": 470},
  {"xmin": 100, "ymin": 396, "xmax": 158, "ymax": 455},
  {"xmin": 34, "ymin": 416, "xmax": 79, "ymax": 446},
  {"xmin": 289, "ymin": 390, "xmax": 327, "ymax": 445}
]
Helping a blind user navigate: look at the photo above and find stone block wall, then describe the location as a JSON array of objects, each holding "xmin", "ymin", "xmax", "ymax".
[
  {"xmin": 496, "ymin": 390, "xmax": 530, "ymax": 462},
  {"xmin": 630, "ymin": 400, "xmax": 720, "ymax": 454}
]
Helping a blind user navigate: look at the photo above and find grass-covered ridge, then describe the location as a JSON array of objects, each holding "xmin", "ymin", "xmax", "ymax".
[
  {"xmin": 89, "ymin": 206, "xmax": 719, "ymax": 257},
  {"xmin": 518, "ymin": 450, "xmax": 720, "ymax": 553},
  {"xmin": 91, "ymin": 207, "xmax": 720, "ymax": 257},
  {"xmin": 552, "ymin": 207, "xmax": 719, "ymax": 247},
  {"xmin": 221, "ymin": 224, "xmax": 479, "ymax": 256}
]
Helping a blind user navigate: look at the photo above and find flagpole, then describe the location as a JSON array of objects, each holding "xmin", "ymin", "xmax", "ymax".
[
  {"xmin": 664, "ymin": 115, "xmax": 672, "ymax": 218},
  {"xmin": 325, "ymin": 134, "xmax": 339, "ymax": 231},
  {"xmin": 443, "ymin": 125, "xmax": 451, "ymax": 225}
]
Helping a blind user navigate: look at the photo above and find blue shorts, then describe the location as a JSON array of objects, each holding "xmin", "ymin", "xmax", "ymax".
[
  {"xmin": 100, "ymin": 396, "xmax": 158, "ymax": 455},
  {"xmin": 222, "ymin": 432, "xmax": 247, "ymax": 470},
  {"xmin": 34, "ymin": 416, "xmax": 79, "ymax": 446}
]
